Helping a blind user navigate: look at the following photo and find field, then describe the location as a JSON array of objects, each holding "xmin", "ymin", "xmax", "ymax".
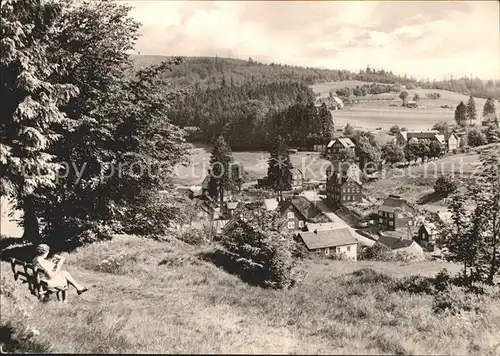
[
  {"xmin": 311, "ymin": 81, "xmax": 499, "ymax": 140},
  {"xmin": 173, "ymin": 143, "xmax": 330, "ymax": 186},
  {"xmin": 2, "ymin": 234, "xmax": 499, "ymax": 354}
]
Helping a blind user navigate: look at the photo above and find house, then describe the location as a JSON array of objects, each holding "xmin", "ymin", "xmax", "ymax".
[
  {"xmin": 452, "ymin": 130, "xmax": 467, "ymax": 148},
  {"xmin": 406, "ymin": 100, "xmax": 418, "ymax": 108},
  {"xmin": 279, "ymin": 196, "xmax": 330, "ymax": 231},
  {"xmin": 435, "ymin": 210, "xmax": 453, "ymax": 224},
  {"xmin": 329, "ymin": 96, "xmax": 344, "ymax": 110},
  {"xmin": 292, "ymin": 169, "xmax": 305, "ymax": 190},
  {"xmin": 378, "ymin": 195, "xmax": 416, "ymax": 230},
  {"xmin": 263, "ymin": 198, "xmax": 280, "ymax": 211},
  {"xmin": 376, "ymin": 233, "xmax": 424, "ymax": 258},
  {"xmin": 396, "ymin": 130, "xmax": 440, "ymax": 146},
  {"xmin": 445, "ymin": 132, "xmax": 459, "ymax": 152},
  {"xmin": 416, "ymin": 222, "xmax": 438, "ymax": 251},
  {"xmin": 326, "ymin": 137, "xmax": 356, "ymax": 155},
  {"xmin": 298, "ymin": 228, "xmax": 358, "ymax": 260},
  {"xmin": 223, "ymin": 201, "xmax": 241, "ymax": 218},
  {"xmin": 326, "ymin": 161, "xmax": 363, "ymax": 205}
]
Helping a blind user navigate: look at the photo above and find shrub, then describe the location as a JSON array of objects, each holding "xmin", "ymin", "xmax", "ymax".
[
  {"xmin": 97, "ymin": 253, "xmax": 128, "ymax": 274},
  {"xmin": 434, "ymin": 175, "xmax": 457, "ymax": 196},
  {"xmin": 218, "ymin": 220, "xmax": 297, "ymax": 289},
  {"xmin": 358, "ymin": 243, "xmax": 393, "ymax": 261},
  {"xmin": 175, "ymin": 227, "xmax": 209, "ymax": 245},
  {"xmin": 467, "ymin": 129, "xmax": 487, "ymax": 147}
]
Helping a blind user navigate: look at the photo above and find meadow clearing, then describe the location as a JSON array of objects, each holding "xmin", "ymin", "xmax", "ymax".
[
  {"xmin": 310, "ymin": 81, "xmax": 499, "ymax": 138},
  {"xmin": 2, "ymin": 234, "xmax": 499, "ymax": 354}
]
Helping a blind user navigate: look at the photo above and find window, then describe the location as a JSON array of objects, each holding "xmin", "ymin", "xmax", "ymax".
[
  {"xmin": 325, "ymin": 248, "xmax": 330, "ymax": 255},
  {"xmin": 336, "ymin": 247, "xmax": 341, "ymax": 253},
  {"xmin": 298, "ymin": 220, "xmax": 304, "ymax": 228},
  {"xmin": 287, "ymin": 212, "xmax": 294, "ymax": 219},
  {"xmin": 388, "ymin": 213, "xmax": 393, "ymax": 218},
  {"xmin": 347, "ymin": 246, "xmax": 351, "ymax": 252},
  {"xmin": 287, "ymin": 221, "xmax": 295, "ymax": 229},
  {"xmin": 316, "ymin": 249, "xmax": 322, "ymax": 256}
]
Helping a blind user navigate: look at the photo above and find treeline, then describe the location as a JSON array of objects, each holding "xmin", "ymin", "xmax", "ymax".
[
  {"xmin": 136, "ymin": 56, "xmax": 500, "ymax": 100},
  {"xmin": 169, "ymin": 80, "xmax": 333, "ymax": 150}
]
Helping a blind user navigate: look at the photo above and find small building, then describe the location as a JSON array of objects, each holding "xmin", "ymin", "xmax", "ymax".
[
  {"xmin": 257, "ymin": 169, "xmax": 304, "ymax": 191},
  {"xmin": 378, "ymin": 195, "xmax": 416, "ymax": 230},
  {"xmin": 406, "ymin": 100, "xmax": 418, "ymax": 108},
  {"xmin": 298, "ymin": 228, "xmax": 358, "ymax": 260},
  {"xmin": 416, "ymin": 222, "xmax": 438, "ymax": 251},
  {"xmin": 396, "ymin": 130, "xmax": 440, "ymax": 146},
  {"xmin": 376, "ymin": 233, "xmax": 424, "ymax": 258},
  {"xmin": 279, "ymin": 196, "xmax": 330, "ymax": 231},
  {"xmin": 445, "ymin": 132, "xmax": 459, "ymax": 152},
  {"xmin": 328, "ymin": 96, "xmax": 344, "ymax": 110},
  {"xmin": 326, "ymin": 137, "xmax": 356, "ymax": 155},
  {"xmin": 326, "ymin": 162, "xmax": 363, "ymax": 205}
]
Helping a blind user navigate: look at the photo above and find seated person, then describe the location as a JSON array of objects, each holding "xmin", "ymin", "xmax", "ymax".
[{"xmin": 32, "ymin": 244, "xmax": 89, "ymax": 296}]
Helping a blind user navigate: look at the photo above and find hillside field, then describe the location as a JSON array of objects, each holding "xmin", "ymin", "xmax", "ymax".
[
  {"xmin": 311, "ymin": 81, "xmax": 499, "ymax": 136},
  {"xmin": 2, "ymin": 234, "xmax": 499, "ymax": 354},
  {"xmin": 173, "ymin": 143, "xmax": 330, "ymax": 186}
]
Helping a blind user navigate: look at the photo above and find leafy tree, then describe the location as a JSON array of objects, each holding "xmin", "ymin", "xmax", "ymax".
[
  {"xmin": 389, "ymin": 125, "xmax": 401, "ymax": 136},
  {"xmin": 381, "ymin": 142, "xmax": 405, "ymax": 164},
  {"xmin": 417, "ymin": 139, "xmax": 431, "ymax": 162},
  {"xmin": 413, "ymin": 93, "xmax": 420, "ymax": 102},
  {"xmin": 343, "ymin": 123, "xmax": 354, "ymax": 138},
  {"xmin": 357, "ymin": 135, "xmax": 381, "ymax": 171},
  {"xmin": 209, "ymin": 135, "xmax": 236, "ymax": 208},
  {"xmin": 439, "ymin": 150, "xmax": 500, "ymax": 285},
  {"xmin": 434, "ymin": 176, "xmax": 457, "ymax": 196},
  {"xmin": 467, "ymin": 129, "xmax": 487, "ymax": 147},
  {"xmin": 466, "ymin": 96, "xmax": 477, "ymax": 124},
  {"xmin": 486, "ymin": 124, "xmax": 500, "ymax": 143},
  {"xmin": 220, "ymin": 217, "xmax": 296, "ymax": 289},
  {"xmin": 483, "ymin": 97, "xmax": 496, "ymax": 117},
  {"xmin": 455, "ymin": 101, "xmax": 467, "ymax": 127},
  {"xmin": 429, "ymin": 140, "xmax": 443, "ymax": 158},
  {"xmin": 432, "ymin": 121, "xmax": 449, "ymax": 134},
  {"xmin": 404, "ymin": 140, "xmax": 420, "ymax": 163},
  {"xmin": 267, "ymin": 137, "xmax": 293, "ymax": 202},
  {"xmin": 0, "ymin": 0, "xmax": 79, "ymax": 243},
  {"xmin": 399, "ymin": 91, "xmax": 409, "ymax": 106}
]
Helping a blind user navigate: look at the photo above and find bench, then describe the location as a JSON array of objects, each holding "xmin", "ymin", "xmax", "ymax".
[{"xmin": 10, "ymin": 258, "xmax": 68, "ymax": 302}]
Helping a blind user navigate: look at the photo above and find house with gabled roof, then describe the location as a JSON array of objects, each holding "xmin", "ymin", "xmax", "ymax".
[
  {"xmin": 326, "ymin": 137, "xmax": 356, "ymax": 155},
  {"xmin": 278, "ymin": 196, "xmax": 330, "ymax": 231},
  {"xmin": 376, "ymin": 233, "xmax": 424, "ymax": 258},
  {"xmin": 445, "ymin": 132, "xmax": 459, "ymax": 152},
  {"xmin": 378, "ymin": 195, "xmax": 416, "ymax": 231},
  {"xmin": 298, "ymin": 227, "xmax": 358, "ymax": 260},
  {"xmin": 326, "ymin": 161, "xmax": 363, "ymax": 205},
  {"xmin": 396, "ymin": 130, "xmax": 441, "ymax": 146},
  {"xmin": 416, "ymin": 222, "xmax": 438, "ymax": 251}
]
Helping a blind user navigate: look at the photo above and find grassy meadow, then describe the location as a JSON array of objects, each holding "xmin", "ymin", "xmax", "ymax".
[
  {"xmin": 311, "ymin": 81, "xmax": 499, "ymax": 139},
  {"xmin": 2, "ymin": 234, "xmax": 499, "ymax": 354},
  {"xmin": 173, "ymin": 143, "xmax": 331, "ymax": 186}
]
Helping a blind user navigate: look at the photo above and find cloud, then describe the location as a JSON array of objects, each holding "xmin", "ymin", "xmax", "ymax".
[{"xmin": 125, "ymin": 0, "xmax": 500, "ymax": 79}]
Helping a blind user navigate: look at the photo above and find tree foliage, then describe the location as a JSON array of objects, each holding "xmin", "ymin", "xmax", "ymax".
[
  {"xmin": 434, "ymin": 175, "xmax": 458, "ymax": 196},
  {"xmin": 267, "ymin": 137, "xmax": 293, "ymax": 201},
  {"xmin": 381, "ymin": 142, "xmax": 405, "ymax": 164},
  {"xmin": 466, "ymin": 96, "xmax": 477, "ymax": 124},
  {"xmin": 467, "ymin": 129, "xmax": 487, "ymax": 147},
  {"xmin": 209, "ymin": 135, "xmax": 236, "ymax": 207},
  {"xmin": 455, "ymin": 101, "xmax": 467, "ymax": 127}
]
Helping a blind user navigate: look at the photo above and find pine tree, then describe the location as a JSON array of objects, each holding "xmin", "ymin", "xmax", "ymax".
[
  {"xmin": 209, "ymin": 135, "xmax": 235, "ymax": 209},
  {"xmin": 1, "ymin": 0, "xmax": 79, "ymax": 243},
  {"xmin": 482, "ymin": 97, "xmax": 496, "ymax": 117},
  {"xmin": 455, "ymin": 101, "xmax": 467, "ymax": 127},
  {"xmin": 466, "ymin": 96, "xmax": 477, "ymax": 124},
  {"xmin": 267, "ymin": 137, "xmax": 293, "ymax": 202},
  {"xmin": 318, "ymin": 102, "xmax": 334, "ymax": 138}
]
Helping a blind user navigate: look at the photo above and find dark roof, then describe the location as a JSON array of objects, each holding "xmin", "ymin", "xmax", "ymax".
[
  {"xmin": 377, "ymin": 233, "xmax": 415, "ymax": 250},
  {"xmin": 280, "ymin": 197, "xmax": 330, "ymax": 223},
  {"xmin": 378, "ymin": 195, "xmax": 414, "ymax": 213},
  {"xmin": 299, "ymin": 228, "xmax": 358, "ymax": 250}
]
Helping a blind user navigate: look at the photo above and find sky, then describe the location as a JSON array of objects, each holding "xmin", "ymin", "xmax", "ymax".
[{"xmin": 123, "ymin": 0, "xmax": 500, "ymax": 80}]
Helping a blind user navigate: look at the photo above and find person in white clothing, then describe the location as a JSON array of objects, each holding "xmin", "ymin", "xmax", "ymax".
[{"xmin": 32, "ymin": 244, "xmax": 89, "ymax": 297}]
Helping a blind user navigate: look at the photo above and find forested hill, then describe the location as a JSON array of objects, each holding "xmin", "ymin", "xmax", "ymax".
[{"xmin": 132, "ymin": 55, "xmax": 500, "ymax": 100}]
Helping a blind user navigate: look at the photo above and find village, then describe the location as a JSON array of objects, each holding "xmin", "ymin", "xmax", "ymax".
[{"xmin": 171, "ymin": 106, "xmax": 490, "ymax": 263}]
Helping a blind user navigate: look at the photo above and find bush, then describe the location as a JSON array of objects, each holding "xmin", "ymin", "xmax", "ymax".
[
  {"xmin": 175, "ymin": 227, "xmax": 209, "ymax": 245},
  {"xmin": 218, "ymin": 219, "xmax": 296, "ymax": 289},
  {"xmin": 467, "ymin": 129, "xmax": 487, "ymax": 147},
  {"xmin": 434, "ymin": 175, "xmax": 457, "ymax": 196}
]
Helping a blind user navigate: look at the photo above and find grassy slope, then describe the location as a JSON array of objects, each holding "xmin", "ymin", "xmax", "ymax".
[
  {"xmin": 311, "ymin": 82, "xmax": 500, "ymax": 135},
  {"xmin": 1, "ymin": 235, "xmax": 499, "ymax": 354}
]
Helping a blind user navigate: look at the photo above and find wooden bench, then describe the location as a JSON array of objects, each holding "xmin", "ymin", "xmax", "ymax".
[{"xmin": 10, "ymin": 258, "xmax": 68, "ymax": 302}]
